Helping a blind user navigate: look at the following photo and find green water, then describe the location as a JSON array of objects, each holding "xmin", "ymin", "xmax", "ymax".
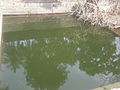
[{"xmin": 1, "ymin": 16, "xmax": 120, "ymax": 90}]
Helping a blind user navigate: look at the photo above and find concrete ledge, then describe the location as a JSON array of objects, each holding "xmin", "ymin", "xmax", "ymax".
[
  {"xmin": 3, "ymin": 12, "xmax": 71, "ymax": 17},
  {"xmin": 93, "ymin": 82, "xmax": 120, "ymax": 90},
  {"xmin": 0, "ymin": 2, "xmax": 77, "ymax": 15}
]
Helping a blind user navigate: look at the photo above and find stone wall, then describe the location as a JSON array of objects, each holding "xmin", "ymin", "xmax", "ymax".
[{"xmin": 0, "ymin": 0, "xmax": 79, "ymax": 15}]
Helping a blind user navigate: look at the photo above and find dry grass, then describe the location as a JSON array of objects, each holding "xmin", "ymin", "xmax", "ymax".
[{"xmin": 72, "ymin": 0, "xmax": 120, "ymax": 29}]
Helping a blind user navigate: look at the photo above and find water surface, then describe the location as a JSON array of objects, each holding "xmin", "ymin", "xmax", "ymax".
[{"xmin": 1, "ymin": 16, "xmax": 120, "ymax": 90}]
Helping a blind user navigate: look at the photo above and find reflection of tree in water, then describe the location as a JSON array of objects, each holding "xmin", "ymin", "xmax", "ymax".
[
  {"xmin": 2, "ymin": 25, "xmax": 120, "ymax": 89},
  {"xmin": 2, "ymin": 44, "xmax": 26, "ymax": 72},
  {"xmin": 2, "ymin": 38, "xmax": 68, "ymax": 90},
  {"xmin": 78, "ymin": 34, "xmax": 120, "ymax": 76},
  {"xmin": 71, "ymin": 27, "xmax": 120, "ymax": 76},
  {"xmin": 25, "ymin": 54, "xmax": 67, "ymax": 90}
]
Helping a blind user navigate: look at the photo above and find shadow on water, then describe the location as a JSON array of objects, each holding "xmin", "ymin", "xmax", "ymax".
[{"xmin": 0, "ymin": 16, "xmax": 120, "ymax": 90}]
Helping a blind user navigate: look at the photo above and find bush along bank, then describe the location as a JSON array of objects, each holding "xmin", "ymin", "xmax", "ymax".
[{"xmin": 71, "ymin": 0, "xmax": 120, "ymax": 29}]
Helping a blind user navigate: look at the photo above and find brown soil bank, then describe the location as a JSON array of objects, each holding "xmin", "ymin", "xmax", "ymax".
[{"xmin": 72, "ymin": 0, "xmax": 120, "ymax": 35}]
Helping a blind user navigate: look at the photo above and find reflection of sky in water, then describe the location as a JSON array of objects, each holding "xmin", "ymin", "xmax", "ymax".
[
  {"xmin": 0, "ymin": 66, "xmax": 34, "ymax": 90},
  {"xmin": 114, "ymin": 37, "xmax": 120, "ymax": 55},
  {"xmin": 59, "ymin": 61, "xmax": 102, "ymax": 90},
  {"xmin": 6, "ymin": 39, "xmax": 38, "ymax": 48}
]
